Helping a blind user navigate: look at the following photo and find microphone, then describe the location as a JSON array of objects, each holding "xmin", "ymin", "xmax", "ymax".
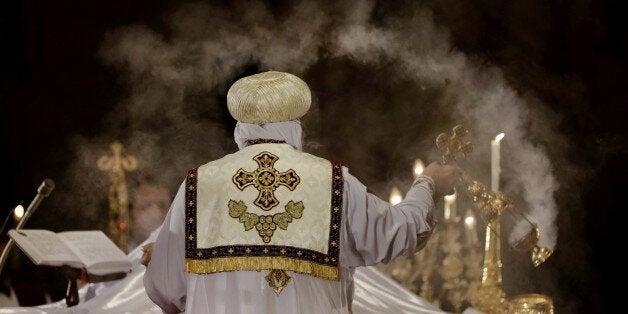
[
  {"xmin": 0, "ymin": 179, "xmax": 55, "ymax": 274},
  {"xmin": 37, "ymin": 179, "xmax": 55, "ymax": 198}
]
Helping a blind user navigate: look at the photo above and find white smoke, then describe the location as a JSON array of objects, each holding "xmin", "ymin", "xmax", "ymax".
[
  {"xmin": 86, "ymin": 0, "xmax": 561, "ymax": 248},
  {"xmin": 329, "ymin": 5, "xmax": 559, "ymax": 248}
]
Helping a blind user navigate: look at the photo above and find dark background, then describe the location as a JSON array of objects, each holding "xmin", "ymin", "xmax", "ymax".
[{"xmin": 1, "ymin": 0, "xmax": 626, "ymax": 312}]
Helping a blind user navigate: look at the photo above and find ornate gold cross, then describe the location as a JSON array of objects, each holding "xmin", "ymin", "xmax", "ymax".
[
  {"xmin": 436, "ymin": 125, "xmax": 473, "ymax": 164},
  {"xmin": 232, "ymin": 152, "xmax": 300, "ymax": 211},
  {"xmin": 97, "ymin": 141, "xmax": 137, "ymax": 252},
  {"xmin": 97, "ymin": 141, "xmax": 138, "ymax": 177}
]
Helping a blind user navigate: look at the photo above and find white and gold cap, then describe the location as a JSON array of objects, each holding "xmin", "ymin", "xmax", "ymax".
[{"xmin": 227, "ymin": 71, "xmax": 311, "ymax": 124}]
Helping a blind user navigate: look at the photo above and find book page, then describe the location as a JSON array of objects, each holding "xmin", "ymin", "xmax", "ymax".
[
  {"xmin": 8, "ymin": 229, "xmax": 80, "ymax": 266},
  {"xmin": 58, "ymin": 231, "xmax": 130, "ymax": 274}
]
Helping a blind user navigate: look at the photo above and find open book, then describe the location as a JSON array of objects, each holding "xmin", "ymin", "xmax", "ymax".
[{"xmin": 8, "ymin": 229, "xmax": 131, "ymax": 276}]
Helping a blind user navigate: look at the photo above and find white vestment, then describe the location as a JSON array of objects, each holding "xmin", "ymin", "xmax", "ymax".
[
  {"xmin": 0, "ymin": 123, "xmax": 446, "ymax": 314},
  {"xmin": 143, "ymin": 122, "xmax": 437, "ymax": 314},
  {"xmin": 0, "ymin": 228, "xmax": 447, "ymax": 313}
]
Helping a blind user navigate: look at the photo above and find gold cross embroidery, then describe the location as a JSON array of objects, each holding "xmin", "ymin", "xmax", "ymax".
[{"xmin": 232, "ymin": 152, "xmax": 300, "ymax": 211}]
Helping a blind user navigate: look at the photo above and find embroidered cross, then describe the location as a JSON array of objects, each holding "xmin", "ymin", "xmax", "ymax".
[
  {"xmin": 435, "ymin": 125, "xmax": 473, "ymax": 164},
  {"xmin": 232, "ymin": 152, "xmax": 300, "ymax": 211}
]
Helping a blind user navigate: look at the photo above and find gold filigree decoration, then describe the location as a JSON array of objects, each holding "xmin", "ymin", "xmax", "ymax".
[
  {"xmin": 461, "ymin": 172, "xmax": 513, "ymax": 222},
  {"xmin": 509, "ymin": 293, "xmax": 554, "ymax": 313},
  {"xmin": 185, "ymin": 256, "xmax": 339, "ymax": 280},
  {"xmin": 232, "ymin": 152, "xmax": 300, "ymax": 211},
  {"xmin": 435, "ymin": 125, "xmax": 473, "ymax": 164},
  {"xmin": 265, "ymin": 269, "xmax": 292, "ymax": 295},
  {"xmin": 531, "ymin": 246, "xmax": 553, "ymax": 267},
  {"xmin": 245, "ymin": 139, "xmax": 286, "ymax": 146},
  {"xmin": 228, "ymin": 200, "xmax": 304, "ymax": 243}
]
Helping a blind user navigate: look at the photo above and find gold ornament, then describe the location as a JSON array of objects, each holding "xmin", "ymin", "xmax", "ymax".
[
  {"xmin": 510, "ymin": 226, "xmax": 554, "ymax": 268},
  {"xmin": 232, "ymin": 152, "xmax": 300, "ymax": 211},
  {"xmin": 97, "ymin": 141, "xmax": 137, "ymax": 252},
  {"xmin": 436, "ymin": 125, "xmax": 473, "ymax": 163},
  {"xmin": 508, "ymin": 294, "xmax": 554, "ymax": 314},
  {"xmin": 265, "ymin": 269, "xmax": 292, "ymax": 295},
  {"xmin": 228, "ymin": 200, "xmax": 304, "ymax": 243},
  {"xmin": 531, "ymin": 246, "xmax": 553, "ymax": 268}
]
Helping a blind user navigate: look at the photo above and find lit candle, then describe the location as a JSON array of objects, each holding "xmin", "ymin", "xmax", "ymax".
[
  {"xmin": 491, "ymin": 133, "xmax": 505, "ymax": 192},
  {"xmin": 464, "ymin": 215, "xmax": 476, "ymax": 228},
  {"xmin": 464, "ymin": 209, "xmax": 479, "ymax": 244},
  {"xmin": 413, "ymin": 159, "xmax": 425, "ymax": 178},
  {"xmin": 389, "ymin": 187, "xmax": 403, "ymax": 205},
  {"xmin": 13, "ymin": 204, "xmax": 25, "ymax": 221},
  {"xmin": 443, "ymin": 191, "xmax": 456, "ymax": 220}
]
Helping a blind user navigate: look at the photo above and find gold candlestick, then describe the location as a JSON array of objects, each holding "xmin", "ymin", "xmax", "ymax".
[
  {"xmin": 461, "ymin": 174, "xmax": 510, "ymax": 313},
  {"xmin": 427, "ymin": 125, "xmax": 556, "ymax": 313},
  {"xmin": 473, "ymin": 220, "xmax": 508, "ymax": 313},
  {"xmin": 508, "ymin": 294, "xmax": 554, "ymax": 314},
  {"xmin": 436, "ymin": 126, "xmax": 509, "ymax": 313},
  {"xmin": 97, "ymin": 141, "xmax": 137, "ymax": 252},
  {"xmin": 482, "ymin": 221, "xmax": 502, "ymax": 286}
]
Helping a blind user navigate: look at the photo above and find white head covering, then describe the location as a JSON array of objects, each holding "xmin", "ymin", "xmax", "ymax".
[
  {"xmin": 227, "ymin": 71, "xmax": 311, "ymax": 124},
  {"xmin": 234, "ymin": 121, "xmax": 303, "ymax": 150}
]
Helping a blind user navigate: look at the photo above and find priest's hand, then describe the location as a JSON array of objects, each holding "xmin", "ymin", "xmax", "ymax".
[
  {"xmin": 141, "ymin": 243, "xmax": 155, "ymax": 267},
  {"xmin": 423, "ymin": 162, "xmax": 460, "ymax": 199}
]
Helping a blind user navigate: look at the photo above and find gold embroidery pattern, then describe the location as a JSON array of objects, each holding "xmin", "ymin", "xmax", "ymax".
[
  {"xmin": 232, "ymin": 152, "xmax": 300, "ymax": 211},
  {"xmin": 185, "ymin": 162, "xmax": 345, "ymax": 282},
  {"xmin": 228, "ymin": 199, "xmax": 304, "ymax": 243},
  {"xmin": 265, "ymin": 269, "xmax": 291, "ymax": 295},
  {"xmin": 186, "ymin": 256, "xmax": 339, "ymax": 280},
  {"xmin": 245, "ymin": 139, "xmax": 286, "ymax": 146}
]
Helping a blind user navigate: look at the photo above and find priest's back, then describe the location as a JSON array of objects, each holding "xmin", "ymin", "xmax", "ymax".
[{"xmin": 143, "ymin": 71, "xmax": 437, "ymax": 313}]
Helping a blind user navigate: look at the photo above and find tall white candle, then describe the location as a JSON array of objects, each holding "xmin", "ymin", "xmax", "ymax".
[
  {"xmin": 491, "ymin": 133, "xmax": 505, "ymax": 192},
  {"xmin": 464, "ymin": 209, "xmax": 479, "ymax": 244},
  {"xmin": 444, "ymin": 192, "xmax": 456, "ymax": 221}
]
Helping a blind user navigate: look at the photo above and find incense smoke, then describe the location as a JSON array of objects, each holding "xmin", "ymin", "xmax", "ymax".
[
  {"xmin": 62, "ymin": 1, "xmax": 569, "ymax": 253},
  {"xmin": 102, "ymin": 1, "xmax": 558, "ymax": 248}
]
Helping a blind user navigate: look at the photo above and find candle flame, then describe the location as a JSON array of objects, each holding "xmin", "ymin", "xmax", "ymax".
[
  {"xmin": 389, "ymin": 187, "xmax": 403, "ymax": 205},
  {"xmin": 14, "ymin": 204, "xmax": 25, "ymax": 219},
  {"xmin": 464, "ymin": 209, "xmax": 477, "ymax": 230},
  {"xmin": 495, "ymin": 133, "xmax": 505, "ymax": 142},
  {"xmin": 464, "ymin": 215, "xmax": 475, "ymax": 226},
  {"xmin": 413, "ymin": 159, "xmax": 425, "ymax": 178}
]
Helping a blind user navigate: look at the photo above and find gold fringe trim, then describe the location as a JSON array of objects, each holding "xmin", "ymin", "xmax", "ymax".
[{"xmin": 186, "ymin": 256, "xmax": 339, "ymax": 281}]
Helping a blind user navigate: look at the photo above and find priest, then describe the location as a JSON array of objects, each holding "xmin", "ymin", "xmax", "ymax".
[{"xmin": 143, "ymin": 71, "xmax": 459, "ymax": 313}]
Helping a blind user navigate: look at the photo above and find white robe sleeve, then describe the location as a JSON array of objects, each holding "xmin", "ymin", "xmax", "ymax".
[
  {"xmin": 341, "ymin": 168, "xmax": 435, "ymax": 267},
  {"xmin": 144, "ymin": 182, "xmax": 187, "ymax": 314}
]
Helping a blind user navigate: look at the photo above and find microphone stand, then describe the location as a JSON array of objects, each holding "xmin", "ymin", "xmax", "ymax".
[{"xmin": 0, "ymin": 179, "xmax": 55, "ymax": 274}]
